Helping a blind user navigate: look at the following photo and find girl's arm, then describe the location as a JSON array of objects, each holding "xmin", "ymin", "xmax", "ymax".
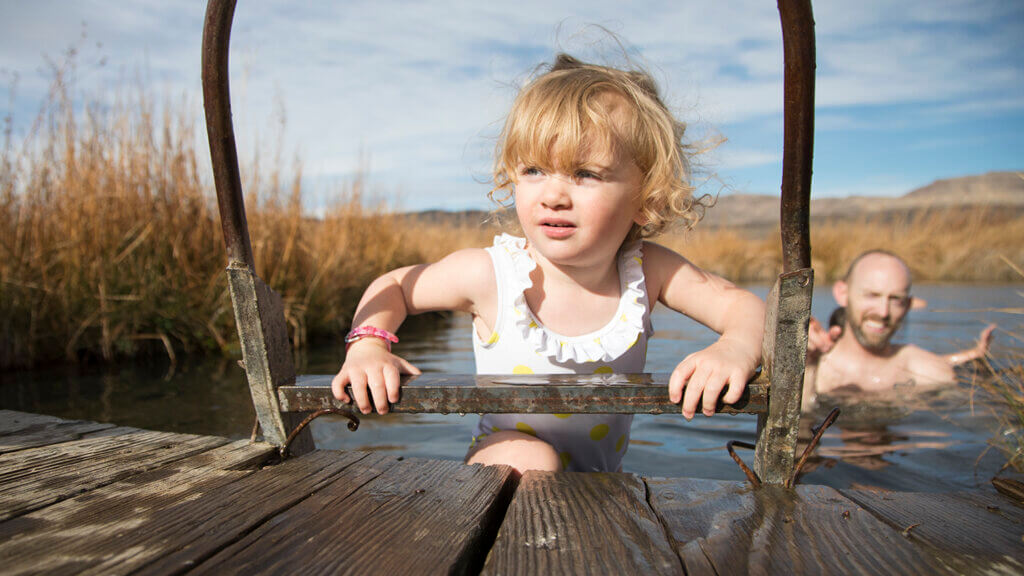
[
  {"xmin": 643, "ymin": 242, "xmax": 765, "ymax": 419},
  {"xmin": 332, "ymin": 248, "xmax": 496, "ymax": 415}
]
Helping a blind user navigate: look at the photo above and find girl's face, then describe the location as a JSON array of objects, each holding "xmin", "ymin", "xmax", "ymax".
[{"xmin": 513, "ymin": 139, "xmax": 644, "ymax": 270}]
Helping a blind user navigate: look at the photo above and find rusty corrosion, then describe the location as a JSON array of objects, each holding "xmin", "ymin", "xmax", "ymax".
[
  {"xmin": 787, "ymin": 407, "xmax": 840, "ymax": 488},
  {"xmin": 280, "ymin": 408, "xmax": 360, "ymax": 458},
  {"xmin": 777, "ymin": 0, "xmax": 816, "ymax": 273},
  {"xmin": 202, "ymin": 0, "xmax": 255, "ymax": 271},
  {"xmin": 727, "ymin": 440, "xmax": 762, "ymax": 489},
  {"xmin": 280, "ymin": 373, "xmax": 769, "ymax": 415}
]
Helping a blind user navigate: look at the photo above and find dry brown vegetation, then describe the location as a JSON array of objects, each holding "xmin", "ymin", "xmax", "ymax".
[
  {"xmin": 2, "ymin": 69, "xmax": 1022, "ymax": 369},
  {"xmin": 660, "ymin": 206, "xmax": 1024, "ymax": 284}
]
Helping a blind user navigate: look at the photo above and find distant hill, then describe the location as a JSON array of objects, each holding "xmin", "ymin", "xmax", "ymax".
[
  {"xmin": 701, "ymin": 171, "xmax": 1024, "ymax": 231},
  {"xmin": 401, "ymin": 171, "xmax": 1024, "ymax": 232}
]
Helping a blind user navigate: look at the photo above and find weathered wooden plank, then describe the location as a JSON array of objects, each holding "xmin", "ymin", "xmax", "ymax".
[
  {"xmin": 992, "ymin": 475, "xmax": 1024, "ymax": 506},
  {"xmin": 646, "ymin": 477, "xmax": 950, "ymax": 575},
  {"xmin": 0, "ymin": 410, "xmax": 69, "ymax": 434},
  {"xmin": 0, "ymin": 428, "xmax": 228, "ymax": 521},
  {"xmin": 0, "ymin": 448, "xmax": 371, "ymax": 576},
  {"xmin": 226, "ymin": 267, "xmax": 314, "ymax": 455},
  {"xmin": 843, "ymin": 489, "xmax": 1024, "ymax": 574},
  {"xmin": 284, "ymin": 373, "xmax": 768, "ymax": 415},
  {"xmin": 188, "ymin": 457, "xmax": 516, "ymax": 576},
  {"xmin": 754, "ymin": 269, "xmax": 813, "ymax": 486},
  {"xmin": 482, "ymin": 471, "xmax": 683, "ymax": 575},
  {"xmin": 0, "ymin": 410, "xmax": 116, "ymax": 454}
]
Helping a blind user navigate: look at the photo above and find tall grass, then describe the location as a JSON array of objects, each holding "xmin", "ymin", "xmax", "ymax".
[
  {"xmin": 0, "ymin": 68, "xmax": 492, "ymax": 369},
  {"xmin": 2, "ymin": 68, "xmax": 1022, "ymax": 369},
  {"xmin": 660, "ymin": 206, "xmax": 1024, "ymax": 284}
]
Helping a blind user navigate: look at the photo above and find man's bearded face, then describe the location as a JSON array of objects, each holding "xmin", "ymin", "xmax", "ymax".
[
  {"xmin": 846, "ymin": 297, "xmax": 906, "ymax": 352},
  {"xmin": 843, "ymin": 257, "xmax": 912, "ymax": 353}
]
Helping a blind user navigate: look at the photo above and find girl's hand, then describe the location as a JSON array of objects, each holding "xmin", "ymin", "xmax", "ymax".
[
  {"xmin": 332, "ymin": 339, "xmax": 421, "ymax": 415},
  {"xmin": 669, "ymin": 338, "xmax": 759, "ymax": 419}
]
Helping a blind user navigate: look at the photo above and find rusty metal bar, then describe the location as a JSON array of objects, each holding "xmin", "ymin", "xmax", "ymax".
[
  {"xmin": 202, "ymin": 0, "xmax": 255, "ymax": 271},
  {"xmin": 279, "ymin": 373, "xmax": 769, "ymax": 415},
  {"xmin": 787, "ymin": 406, "xmax": 839, "ymax": 488},
  {"xmin": 281, "ymin": 408, "xmax": 360, "ymax": 458},
  {"xmin": 727, "ymin": 441, "xmax": 762, "ymax": 489},
  {"xmin": 777, "ymin": 0, "xmax": 816, "ymax": 273}
]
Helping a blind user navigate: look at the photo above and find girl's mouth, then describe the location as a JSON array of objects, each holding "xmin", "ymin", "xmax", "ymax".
[{"xmin": 541, "ymin": 221, "xmax": 576, "ymax": 238}]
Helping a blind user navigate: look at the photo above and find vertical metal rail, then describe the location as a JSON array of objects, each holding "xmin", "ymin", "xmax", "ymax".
[
  {"xmin": 754, "ymin": 0, "xmax": 817, "ymax": 485},
  {"xmin": 202, "ymin": 0, "xmax": 313, "ymax": 453},
  {"xmin": 201, "ymin": 0, "xmax": 253, "ymax": 271}
]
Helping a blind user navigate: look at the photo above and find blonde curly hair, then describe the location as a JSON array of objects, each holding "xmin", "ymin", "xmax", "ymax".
[{"xmin": 491, "ymin": 54, "xmax": 710, "ymax": 239}]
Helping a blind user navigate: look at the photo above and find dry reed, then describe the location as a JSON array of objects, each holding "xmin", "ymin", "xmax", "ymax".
[{"xmin": 2, "ymin": 65, "xmax": 1022, "ymax": 369}]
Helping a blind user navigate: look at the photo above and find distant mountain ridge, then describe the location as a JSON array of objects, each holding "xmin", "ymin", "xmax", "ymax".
[
  {"xmin": 702, "ymin": 171, "xmax": 1024, "ymax": 230},
  {"xmin": 403, "ymin": 171, "xmax": 1024, "ymax": 231}
]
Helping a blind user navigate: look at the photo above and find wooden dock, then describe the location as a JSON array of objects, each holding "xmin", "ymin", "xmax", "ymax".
[{"xmin": 1, "ymin": 409, "xmax": 1021, "ymax": 575}]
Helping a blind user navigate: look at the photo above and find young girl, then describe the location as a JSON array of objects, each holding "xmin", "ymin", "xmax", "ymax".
[{"xmin": 332, "ymin": 54, "xmax": 765, "ymax": 474}]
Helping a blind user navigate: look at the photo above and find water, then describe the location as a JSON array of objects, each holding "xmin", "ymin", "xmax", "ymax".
[{"xmin": 2, "ymin": 284, "xmax": 1020, "ymax": 491}]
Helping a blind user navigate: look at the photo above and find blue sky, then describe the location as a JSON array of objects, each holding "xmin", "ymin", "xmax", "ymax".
[{"xmin": 1, "ymin": 0, "xmax": 1021, "ymax": 212}]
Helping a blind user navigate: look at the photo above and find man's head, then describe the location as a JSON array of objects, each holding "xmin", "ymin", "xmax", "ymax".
[{"xmin": 833, "ymin": 250, "xmax": 912, "ymax": 353}]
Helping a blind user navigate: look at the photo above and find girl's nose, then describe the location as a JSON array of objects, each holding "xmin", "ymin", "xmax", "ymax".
[{"xmin": 540, "ymin": 174, "xmax": 572, "ymax": 209}]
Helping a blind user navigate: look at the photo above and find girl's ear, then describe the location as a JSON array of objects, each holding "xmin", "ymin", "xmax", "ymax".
[
  {"xmin": 632, "ymin": 208, "xmax": 648, "ymax": 226},
  {"xmin": 833, "ymin": 280, "xmax": 849, "ymax": 307}
]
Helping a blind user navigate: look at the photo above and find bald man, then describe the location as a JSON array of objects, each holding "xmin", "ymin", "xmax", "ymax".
[{"xmin": 802, "ymin": 250, "xmax": 994, "ymax": 410}]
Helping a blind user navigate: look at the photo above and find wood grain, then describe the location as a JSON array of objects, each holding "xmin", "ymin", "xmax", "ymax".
[
  {"xmin": 0, "ymin": 449, "xmax": 374, "ymax": 575},
  {"xmin": 647, "ymin": 477, "xmax": 950, "ymax": 575},
  {"xmin": 0, "ymin": 410, "xmax": 115, "ymax": 454},
  {"xmin": 843, "ymin": 489, "xmax": 1024, "ymax": 574},
  {"xmin": 483, "ymin": 471, "xmax": 683, "ymax": 575},
  {"xmin": 0, "ymin": 427, "xmax": 227, "ymax": 521},
  {"xmin": 189, "ymin": 457, "xmax": 517, "ymax": 576}
]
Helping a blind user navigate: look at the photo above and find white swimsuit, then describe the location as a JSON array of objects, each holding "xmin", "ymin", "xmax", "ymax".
[{"xmin": 471, "ymin": 234, "xmax": 652, "ymax": 472}]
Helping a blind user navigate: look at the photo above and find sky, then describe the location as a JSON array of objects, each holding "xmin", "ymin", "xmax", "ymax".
[{"xmin": 1, "ymin": 0, "xmax": 1022, "ymax": 212}]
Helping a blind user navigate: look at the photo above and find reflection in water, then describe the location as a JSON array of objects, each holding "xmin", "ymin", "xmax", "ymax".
[{"xmin": 1, "ymin": 284, "xmax": 1021, "ymax": 491}]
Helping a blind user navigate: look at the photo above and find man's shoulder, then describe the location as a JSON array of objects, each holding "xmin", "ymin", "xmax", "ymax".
[{"xmin": 897, "ymin": 343, "xmax": 956, "ymax": 385}]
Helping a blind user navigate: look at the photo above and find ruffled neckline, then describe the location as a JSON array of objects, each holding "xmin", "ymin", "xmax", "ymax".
[{"xmin": 492, "ymin": 233, "xmax": 647, "ymax": 364}]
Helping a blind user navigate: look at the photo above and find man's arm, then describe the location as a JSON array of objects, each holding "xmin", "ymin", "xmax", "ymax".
[
  {"xmin": 943, "ymin": 324, "xmax": 996, "ymax": 366},
  {"xmin": 801, "ymin": 316, "xmax": 839, "ymax": 411},
  {"xmin": 904, "ymin": 345, "xmax": 956, "ymax": 386}
]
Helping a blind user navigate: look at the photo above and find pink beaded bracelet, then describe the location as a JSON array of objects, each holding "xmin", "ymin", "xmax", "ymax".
[{"xmin": 345, "ymin": 326, "xmax": 399, "ymax": 351}]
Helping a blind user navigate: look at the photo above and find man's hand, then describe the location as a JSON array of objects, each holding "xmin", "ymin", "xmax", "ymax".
[
  {"xmin": 807, "ymin": 316, "xmax": 841, "ymax": 362},
  {"xmin": 945, "ymin": 323, "xmax": 997, "ymax": 366}
]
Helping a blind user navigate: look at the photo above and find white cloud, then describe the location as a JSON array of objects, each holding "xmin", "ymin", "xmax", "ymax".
[{"xmin": 2, "ymin": 0, "xmax": 1021, "ymax": 210}]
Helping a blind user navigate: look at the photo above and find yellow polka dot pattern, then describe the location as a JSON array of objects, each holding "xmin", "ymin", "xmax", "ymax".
[
  {"xmin": 470, "ymin": 433, "xmax": 489, "ymax": 448},
  {"xmin": 590, "ymin": 424, "xmax": 610, "ymax": 441},
  {"xmin": 516, "ymin": 422, "xmax": 536, "ymax": 436},
  {"xmin": 560, "ymin": 452, "xmax": 572, "ymax": 469},
  {"xmin": 512, "ymin": 365, "xmax": 534, "ymax": 374},
  {"xmin": 616, "ymin": 434, "xmax": 626, "ymax": 452},
  {"xmin": 485, "ymin": 332, "xmax": 499, "ymax": 345},
  {"xmin": 553, "ymin": 413, "xmax": 571, "ymax": 419},
  {"xmin": 594, "ymin": 366, "xmax": 613, "ymax": 374}
]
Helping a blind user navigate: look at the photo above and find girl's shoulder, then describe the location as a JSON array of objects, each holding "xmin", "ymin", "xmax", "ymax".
[{"xmin": 637, "ymin": 240, "xmax": 693, "ymax": 272}]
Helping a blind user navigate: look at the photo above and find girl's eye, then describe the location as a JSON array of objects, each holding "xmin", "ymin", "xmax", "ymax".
[
  {"xmin": 520, "ymin": 166, "xmax": 543, "ymax": 177},
  {"xmin": 574, "ymin": 170, "xmax": 602, "ymax": 182}
]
